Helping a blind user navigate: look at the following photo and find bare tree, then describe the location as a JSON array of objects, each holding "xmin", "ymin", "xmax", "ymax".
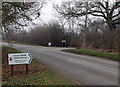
[
  {"xmin": 1, "ymin": 1, "xmax": 46, "ymax": 49},
  {"xmin": 2, "ymin": 1, "xmax": 46, "ymax": 32},
  {"xmin": 54, "ymin": 0, "xmax": 120, "ymax": 49},
  {"xmin": 54, "ymin": 0, "xmax": 120, "ymax": 31}
]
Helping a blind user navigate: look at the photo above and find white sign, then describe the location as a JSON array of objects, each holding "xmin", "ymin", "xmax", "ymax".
[
  {"xmin": 48, "ymin": 42, "xmax": 51, "ymax": 46},
  {"xmin": 8, "ymin": 53, "xmax": 33, "ymax": 65},
  {"xmin": 62, "ymin": 40, "xmax": 66, "ymax": 42}
]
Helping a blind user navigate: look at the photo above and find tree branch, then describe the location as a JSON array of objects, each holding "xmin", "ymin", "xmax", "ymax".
[
  {"xmin": 110, "ymin": 1, "xmax": 120, "ymax": 15},
  {"xmin": 113, "ymin": 18, "xmax": 119, "ymax": 22},
  {"xmin": 112, "ymin": 12, "xmax": 120, "ymax": 18},
  {"xmin": 91, "ymin": 13, "xmax": 104, "ymax": 17},
  {"xmin": 97, "ymin": 2, "xmax": 106, "ymax": 10}
]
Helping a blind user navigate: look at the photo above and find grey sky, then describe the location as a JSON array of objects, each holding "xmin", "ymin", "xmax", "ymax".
[
  {"xmin": 36, "ymin": 0, "xmax": 108, "ymax": 23},
  {"xmin": 1, "ymin": 0, "xmax": 117, "ymax": 30},
  {"xmin": 37, "ymin": 0, "xmax": 62, "ymax": 23}
]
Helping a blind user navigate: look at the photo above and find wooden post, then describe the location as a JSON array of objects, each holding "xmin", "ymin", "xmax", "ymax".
[
  {"xmin": 11, "ymin": 65, "xmax": 13, "ymax": 76},
  {"xmin": 26, "ymin": 64, "xmax": 28, "ymax": 75},
  {"xmin": 65, "ymin": 42, "xmax": 66, "ymax": 47}
]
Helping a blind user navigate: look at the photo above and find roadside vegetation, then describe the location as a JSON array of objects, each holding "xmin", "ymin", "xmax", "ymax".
[
  {"xmin": 2, "ymin": 46, "xmax": 76, "ymax": 85},
  {"xmin": 0, "ymin": 44, "xmax": 2, "ymax": 87},
  {"xmin": 63, "ymin": 49, "xmax": 120, "ymax": 61},
  {"xmin": 0, "ymin": 46, "xmax": 1, "ymax": 87},
  {"xmin": 1, "ymin": 1, "xmax": 120, "ymax": 64},
  {"xmin": 2, "ymin": 1, "xmax": 120, "ymax": 51},
  {"xmin": 11, "ymin": 42, "xmax": 43, "ymax": 47}
]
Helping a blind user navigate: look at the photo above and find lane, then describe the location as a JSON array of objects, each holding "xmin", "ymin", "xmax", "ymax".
[{"xmin": 2, "ymin": 42, "xmax": 118, "ymax": 85}]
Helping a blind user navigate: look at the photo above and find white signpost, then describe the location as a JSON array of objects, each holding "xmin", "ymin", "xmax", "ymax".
[
  {"xmin": 62, "ymin": 40, "xmax": 66, "ymax": 43},
  {"xmin": 48, "ymin": 42, "xmax": 52, "ymax": 47},
  {"xmin": 62, "ymin": 40, "xmax": 66, "ymax": 47},
  {"xmin": 8, "ymin": 53, "xmax": 33, "ymax": 65},
  {"xmin": 8, "ymin": 53, "xmax": 33, "ymax": 76}
]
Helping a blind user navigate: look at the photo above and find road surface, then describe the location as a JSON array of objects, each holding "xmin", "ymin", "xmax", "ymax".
[{"xmin": 1, "ymin": 42, "xmax": 118, "ymax": 85}]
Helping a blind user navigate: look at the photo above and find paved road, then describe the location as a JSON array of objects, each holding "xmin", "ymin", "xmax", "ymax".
[{"xmin": 2, "ymin": 42, "xmax": 118, "ymax": 85}]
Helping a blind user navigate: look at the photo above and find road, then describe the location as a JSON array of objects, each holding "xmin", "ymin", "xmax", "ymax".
[{"xmin": 1, "ymin": 42, "xmax": 118, "ymax": 85}]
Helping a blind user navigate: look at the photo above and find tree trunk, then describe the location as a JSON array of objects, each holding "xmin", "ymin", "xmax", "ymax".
[
  {"xmin": 83, "ymin": 2, "xmax": 88, "ymax": 48},
  {"xmin": 108, "ymin": 22, "xmax": 114, "ymax": 50}
]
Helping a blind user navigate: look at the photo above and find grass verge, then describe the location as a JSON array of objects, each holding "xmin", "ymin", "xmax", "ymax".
[
  {"xmin": 2, "ymin": 46, "xmax": 76, "ymax": 85},
  {"xmin": 0, "ymin": 46, "xmax": 2, "ymax": 87},
  {"xmin": 15, "ymin": 42, "xmax": 43, "ymax": 46},
  {"xmin": 63, "ymin": 49, "xmax": 120, "ymax": 61},
  {"xmin": 4, "ymin": 41, "xmax": 43, "ymax": 47}
]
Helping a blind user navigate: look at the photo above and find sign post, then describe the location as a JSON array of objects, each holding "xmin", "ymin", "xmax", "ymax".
[
  {"xmin": 26, "ymin": 64, "xmax": 28, "ymax": 75},
  {"xmin": 48, "ymin": 42, "xmax": 52, "ymax": 47},
  {"xmin": 11, "ymin": 65, "xmax": 13, "ymax": 76},
  {"xmin": 62, "ymin": 40, "xmax": 66, "ymax": 47},
  {"xmin": 8, "ymin": 53, "xmax": 33, "ymax": 76}
]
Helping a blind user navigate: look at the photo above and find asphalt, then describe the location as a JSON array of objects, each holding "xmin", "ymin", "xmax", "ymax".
[{"xmin": 1, "ymin": 42, "xmax": 118, "ymax": 85}]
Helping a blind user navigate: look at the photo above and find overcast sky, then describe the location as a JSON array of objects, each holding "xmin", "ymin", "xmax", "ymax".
[
  {"xmin": 29, "ymin": 0, "xmax": 117, "ymax": 29},
  {"xmin": 35, "ymin": 0, "xmax": 110, "ymax": 24},
  {"xmin": 36, "ymin": 0, "xmax": 62, "ymax": 24}
]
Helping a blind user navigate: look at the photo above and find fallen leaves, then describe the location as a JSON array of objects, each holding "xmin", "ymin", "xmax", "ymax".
[
  {"xmin": 2, "ymin": 81, "xmax": 6, "ymax": 84},
  {"xmin": 2, "ymin": 46, "xmax": 76, "ymax": 85},
  {"xmin": 2, "ymin": 47, "xmax": 48, "ymax": 85}
]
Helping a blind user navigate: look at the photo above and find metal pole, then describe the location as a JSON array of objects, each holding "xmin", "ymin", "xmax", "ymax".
[
  {"xmin": 11, "ymin": 65, "xmax": 13, "ymax": 76},
  {"xmin": 62, "ymin": 42, "xmax": 63, "ymax": 47},
  {"xmin": 26, "ymin": 64, "xmax": 28, "ymax": 75},
  {"xmin": 65, "ymin": 42, "xmax": 66, "ymax": 47}
]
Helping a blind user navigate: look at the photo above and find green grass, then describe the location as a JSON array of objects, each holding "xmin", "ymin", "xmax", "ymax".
[
  {"xmin": 0, "ymin": 82, "xmax": 1, "ymax": 87},
  {"xmin": 3, "ymin": 60, "xmax": 76, "ymax": 85},
  {"xmin": 0, "ymin": 46, "xmax": 2, "ymax": 87},
  {"xmin": 5, "ymin": 41, "xmax": 43, "ymax": 47},
  {"xmin": 15, "ymin": 42, "xmax": 43, "ymax": 46},
  {"xmin": 63, "ymin": 49, "xmax": 119, "ymax": 61},
  {"xmin": 2, "ymin": 46, "xmax": 76, "ymax": 85}
]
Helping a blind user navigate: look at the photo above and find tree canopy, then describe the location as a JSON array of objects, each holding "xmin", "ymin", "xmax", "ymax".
[
  {"xmin": 2, "ymin": 1, "xmax": 46, "ymax": 33},
  {"xmin": 54, "ymin": 0, "xmax": 120, "ymax": 31}
]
